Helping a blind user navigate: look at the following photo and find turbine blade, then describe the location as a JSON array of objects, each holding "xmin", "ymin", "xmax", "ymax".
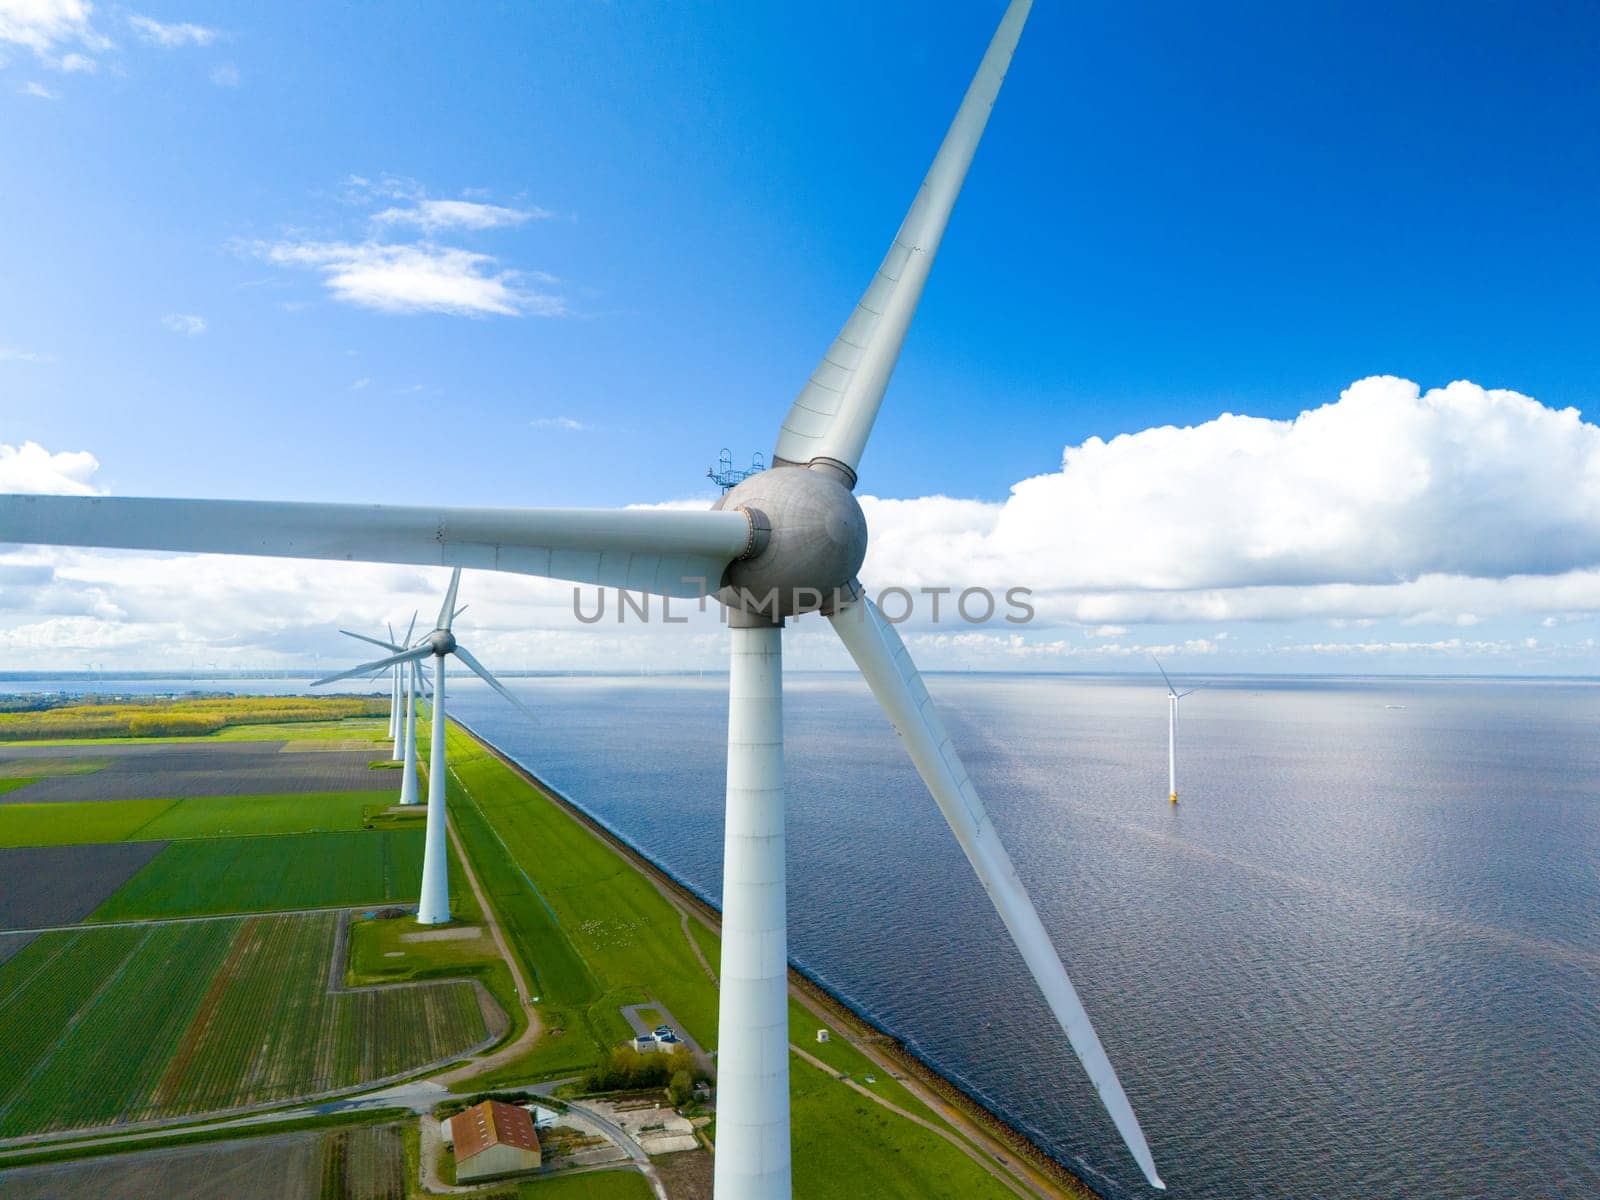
[
  {"xmin": 453, "ymin": 645, "xmax": 538, "ymax": 725},
  {"xmin": 436, "ymin": 568, "xmax": 462, "ymax": 631},
  {"xmin": 312, "ymin": 644, "xmax": 431, "ymax": 688},
  {"xmin": 1178, "ymin": 689, "xmax": 1199, "ymax": 699},
  {"xmin": 772, "ymin": 0, "xmax": 1032, "ymax": 481},
  {"xmin": 340, "ymin": 629, "xmax": 403, "ymax": 653},
  {"xmin": 0, "ymin": 496, "xmax": 753, "ymax": 599},
  {"xmin": 1151, "ymin": 654, "xmax": 1177, "ymax": 697},
  {"xmin": 829, "ymin": 595, "xmax": 1165, "ymax": 1190},
  {"xmin": 404, "ymin": 611, "xmax": 418, "ymax": 646},
  {"xmin": 387, "ymin": 620, "xmax": 396, "ymax": 644}
]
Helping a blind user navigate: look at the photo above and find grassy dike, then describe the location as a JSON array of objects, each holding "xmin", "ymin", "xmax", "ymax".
[{"xmin": 429, "ymin": 715, "xmax": 1101, "ymax": 1200}]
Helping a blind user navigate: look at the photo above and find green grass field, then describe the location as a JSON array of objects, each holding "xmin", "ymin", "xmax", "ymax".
[
  {"xmin": 0, "ymin": 790, "xmax": 400, "ymax": 848},
  {"xmin": 89, "ymin": 830, "xmax": 423, "ymax": 919},
  {"xmin": 0, "ymin": 778, "xmax": 38, "ymax": 795},
  {"xmin": 0, "ymin": 913, "xmax": 488, "ymax": 1137},
  {"xmin": 441, "ymin": 723, "xmax": 709, "ymax": 1082}
]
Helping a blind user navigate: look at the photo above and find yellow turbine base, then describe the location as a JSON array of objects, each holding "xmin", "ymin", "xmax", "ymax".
[{"xmin": 1169, "ymin": 793, "xmax": 1178, "ymax": 804}]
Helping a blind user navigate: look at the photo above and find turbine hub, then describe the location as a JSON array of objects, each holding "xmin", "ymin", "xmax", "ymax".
[
  {"xmin": 428, "ymin": 630, "xmax": 456, "ymax": 656},
  {"xmin": 715, "ymin": 463, "xmax": 867, "ymax": 618}
]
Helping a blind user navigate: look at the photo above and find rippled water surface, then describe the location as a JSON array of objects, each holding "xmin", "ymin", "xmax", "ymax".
[{"xmin": 14, "ymin": 672, "xmax": 1600, "ymax": 1198}]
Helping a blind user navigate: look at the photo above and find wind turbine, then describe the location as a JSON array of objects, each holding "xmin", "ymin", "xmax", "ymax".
[
  {"xmin": 342, "ymin": 614, "xmax": 418, "ymax": 760},
  {"xmin": 0, "ymin": 2, "xmax": 1167, "ymax": 1191},
  {"xmin": 315, "ymin": 570, "xmax": 533, "ymax": 925},
  {"xmin": 340, "ymin": 614, "xmax": 424, "ymax": 801},
  {"xmin": 1153, "ymin": 657, "xmax": 1200, "ymax": 805}
]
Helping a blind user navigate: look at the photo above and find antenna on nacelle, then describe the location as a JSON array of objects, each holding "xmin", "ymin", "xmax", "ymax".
[{"xmin": 707, "ymin": 448, "xmax": 766, "ymax": 493}]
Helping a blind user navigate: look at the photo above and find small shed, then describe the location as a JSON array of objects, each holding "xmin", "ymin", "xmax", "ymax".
[
  {"xmin": 815, "ymin": 1029, "xmax": 831, "ymax": 1044},
  {"xmin": 450, "ymin": 1099, "xmax": 542, "ymax": 1182}
]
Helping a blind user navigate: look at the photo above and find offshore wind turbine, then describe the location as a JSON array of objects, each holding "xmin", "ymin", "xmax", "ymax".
[
  {"xmin": 1153, "ymin": 657, "xmax": 1200, "ymax": 805},
  {"xmin": 0, "ymin": 2, "xmax": 1167, "ymax": 1191},
  {"xmin": 316, "ymin": 570, "xmax": 533, "ymax": 924}
]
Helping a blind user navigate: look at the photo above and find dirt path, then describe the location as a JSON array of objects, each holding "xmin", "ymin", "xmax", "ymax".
[
  {"xmin": 788, "ymin": 1041, "xmax": 1032, "ymax": 1200},
  {"xmin": 433, "ymin": 803, "xmax": 542, "ymax": 1087}
]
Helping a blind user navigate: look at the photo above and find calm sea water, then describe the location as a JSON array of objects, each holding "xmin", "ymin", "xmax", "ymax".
[{"xmin": 10, "ymin": 672, "xmax": 1599, "ymax": 1198}]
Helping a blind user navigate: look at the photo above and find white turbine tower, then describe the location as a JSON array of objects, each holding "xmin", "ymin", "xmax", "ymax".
[
  {"xmin": 1153, "ymin": 657, "xmax": 1199, "ymax": 805},
  {"xmin": 315, "ymin": 570, "xmax": 534, "ymax": 924},
  {"xmin": 0, "ymin": 2, "xmax": 1167, "ymax": 1191}
]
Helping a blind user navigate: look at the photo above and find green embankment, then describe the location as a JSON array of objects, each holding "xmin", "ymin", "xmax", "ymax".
[
  {"xmin": 0, "ymin": 914, "xmax": 486, "ymax": 1137},
  {"xmin": 0, "ymin": 790, "xmax": 400, "ymax": 848},
  {"xmin": 436, "ymin": 720, "xmax": 1024, "ymax": 1199},
  {"xmin": 0, "ymin": 778, "xmax": 39, "ymax": 796},
  {"xmin": 89, "ymin": 830, "xmax": 423, "ymax": 919}
]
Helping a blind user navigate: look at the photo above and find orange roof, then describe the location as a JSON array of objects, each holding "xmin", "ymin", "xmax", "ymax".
[{"xmin": 451, "ymin": 1099, "xmax": 540, "ymax": 1162}]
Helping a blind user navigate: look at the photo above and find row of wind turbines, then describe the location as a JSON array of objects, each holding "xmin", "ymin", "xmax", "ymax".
[
  {"xmin": 318, "ymin": 568, "xmax": 536, "ymax": 925},
  {"xmin": 1, "ymin": 2, "xmax": 1180, "ymax": 1191}
]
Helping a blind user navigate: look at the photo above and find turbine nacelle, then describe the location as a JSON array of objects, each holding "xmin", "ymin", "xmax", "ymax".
[
  {"xmin": 427, "ymin": 629, "xmax": 457, "ymax": 656},
  {"xmin": 715, "ymin": 463, "xmax": 868, "ymax": 619}
]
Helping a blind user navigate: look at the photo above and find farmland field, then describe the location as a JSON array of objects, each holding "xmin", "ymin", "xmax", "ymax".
[
  {"xmin": 89, "ymin": 830, "xmax": 423, "ymax": 919},
  {"xmin": 0, "ymin": 1122, "xmax": 407, "ymax": 1199},
  {"xmin": 0, "ymin": 790, "xmax": 401, "ymax": 847},
  {"xmin": 4, "ymin": 744, "xmax": 387, "ymax": 802},
  {"xmin": 0, "ymin": 915, "xmax": 489, "ymax": 1137},
  {"xmin": 0, "ymin": 843, "xmax": 169, "ymax": 930}
]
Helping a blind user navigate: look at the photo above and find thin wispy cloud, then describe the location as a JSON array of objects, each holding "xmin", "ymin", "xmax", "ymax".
[
  {"xmin": 248, "ymin": 175, "xmax": 569, "ymax": 319},
  {"xmin": 531, "ymin": 416, "xmax": 590, "ymax": 432},
  {"xmin": 0, "ymin": 0, "xmax": 112, "ymax": 62},
  {"xmin": 0, "ymin": 346, "xmax": 48, "ymax": 362},
  {"xmin": 127, "ymin": 13, "xmax": 216, "ymax": 47},
  {"xmin": 373, "ymin": 198, "xmax": 553, "ymax": 233},
  {"xmin": 350, "ymin": 377, "xmax": 371, "ymax": 391},
  {"xmin": 18, "ymin": 81, "xmax": 57, "ymax": 98},
  {"xmin": 209, "ymin": 62, "xmax": 239, "ymax": 87},
  {"xmin": 56, "ymin": 50, "xmax": 95, "ymax": 72},
  {"xmin": 252, "ymin": 240, "xmax": 564, "ymax": 318},
  {"xmin": 161, "ymin": 312, "xmax": 206, "ymax": 335}
]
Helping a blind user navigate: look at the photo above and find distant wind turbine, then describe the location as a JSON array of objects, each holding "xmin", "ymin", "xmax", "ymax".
[
  {"xmin": 315, "ymin": 570, "xmax": 533, "ymax": 925},
  {"xmin": 0, "ymin": 2, "xmax": 1169, "ymax": 1190},
  {"xmin": 340, "ymin": 613, "xmax": 424, "ymax": 803},
  {"xmin": 342, "ymin": 614, "xmax": 417, "ymax": 761},
  {"xmin": 1153, "ymin": 656, "xmax": 1201, "ymax": 804}
]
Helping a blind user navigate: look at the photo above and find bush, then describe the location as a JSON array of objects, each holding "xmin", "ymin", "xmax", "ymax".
[
  {"xmin": 580, "ymin": 1046, "xmax": 706, "ymax": 1094},
  {"xmin": 668, "ymin": 1069, "xmax": 693, "ymax": 1108}
]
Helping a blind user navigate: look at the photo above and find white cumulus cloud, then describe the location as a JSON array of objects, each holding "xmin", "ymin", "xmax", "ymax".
[
  {"xmin": 3, "ymin": 376, "xmax": 1599, "ymax": 669},
  {"xmin": 860, "ymin": 377, "xmax": 1600, "ymax": 624},
  {"xmin": 0, "ymin": 441, "xmax": 102, "ymax": 495}
]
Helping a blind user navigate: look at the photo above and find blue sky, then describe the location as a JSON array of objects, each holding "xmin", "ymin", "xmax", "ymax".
[{"xmin": 3, "ymin": 1, "xmax": 1599, "ymax": 674}]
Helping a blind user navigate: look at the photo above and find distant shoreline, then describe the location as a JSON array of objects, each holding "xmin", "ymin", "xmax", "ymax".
[{"xmin": 453, "ymin": 714, "xmax": 1105, "ymax": 1200}]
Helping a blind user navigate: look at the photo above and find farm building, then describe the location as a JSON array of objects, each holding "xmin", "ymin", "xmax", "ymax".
[{"xmin": 450, "ymin": 1099, "xmax": 542, "ymax": 1182}]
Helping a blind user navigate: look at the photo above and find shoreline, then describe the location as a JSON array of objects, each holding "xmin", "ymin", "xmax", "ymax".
[{"xmin": 454, "ymin": 716, "xmax": 1106, "ymax": 1200}]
